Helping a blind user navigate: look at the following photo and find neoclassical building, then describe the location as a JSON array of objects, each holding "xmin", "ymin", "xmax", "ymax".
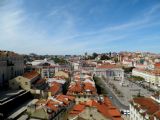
[{"xmin": 95, "ymin": 63, "xmax": 124, "ymax": 80}]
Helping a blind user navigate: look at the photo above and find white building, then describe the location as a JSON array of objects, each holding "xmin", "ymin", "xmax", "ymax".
[
  {"xmin": 29, "ymin": 59, "xmax": 55, "ymax": 66},
  {"xmin": 29, "ymin": 59, "xmax": 58, "ymax": 78},
  {"xmin": 122, "ymin": 59, "xmax": 134, "ymax": 67},
  {"xmin": 73, "ymin": 62, "xmax": 79, "ymax": 70},
  {"xmin": 132, "ymin": 68, "xmax": 160, "ymax": 88},
  {"xmin": 95, "ymin": 63, "xmax": 124, "ymax": 80},
  {"xmin": 130, "ymin": 96, "xmax": 160, "ymax": 120}
]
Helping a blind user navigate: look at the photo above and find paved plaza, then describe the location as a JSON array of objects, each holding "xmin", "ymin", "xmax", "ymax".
[{"xmin": 104, "ymin": 77, "xmax": 153, "ymax": 106}]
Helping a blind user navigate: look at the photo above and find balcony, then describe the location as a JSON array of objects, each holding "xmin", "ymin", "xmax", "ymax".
[{"xmin": 7, "ymin": 60, "xmax": 14, "ymax": 66}]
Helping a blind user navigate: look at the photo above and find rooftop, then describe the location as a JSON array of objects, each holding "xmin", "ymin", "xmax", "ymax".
[
  {"xmin": 69, "ymin": 97, "xmax": 122, "ymax": 119},
  {"xmin": 96, "ymin": 63, "xmax": 121, "ymax": 69},
  {"xmin": 0, "ymin": 50, "xmax": 20, "ymax": 57},
  {"xmin": 131, "ymin": 97, "xmax": 160, "ymax": 119},
  {"xmin": 23, "ymin": 71, "xmax": 39, "ymax": 79},
  {"xmin": 133, "ymin": 68, "xmax": 160, "ymax": 76}
]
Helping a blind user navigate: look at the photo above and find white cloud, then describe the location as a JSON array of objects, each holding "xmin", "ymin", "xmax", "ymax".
[
  {"xmin": 0, "ymin": 1, "xmax": 80, "ymax": 54},
  {"xmin": 0, "ymin": 1, "xmax": 160, "ymax": 54},
  {"xmin": 146, "ymin": 4, "xmax": 160, "ymax": 16}
]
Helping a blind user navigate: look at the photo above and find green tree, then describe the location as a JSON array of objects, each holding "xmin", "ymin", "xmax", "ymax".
[
  {"xmin": 101, "ymin": 54, "xmax": 110, "ymax": 60},
  {"xmin": 92, "ymin": 52, "xmax": 98, "ymax": 59}
]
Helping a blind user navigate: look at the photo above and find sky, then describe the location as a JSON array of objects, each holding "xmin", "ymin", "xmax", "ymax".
[{"xmin": 0, "ymin": 0, "xmax": 160, "ymax": 55}]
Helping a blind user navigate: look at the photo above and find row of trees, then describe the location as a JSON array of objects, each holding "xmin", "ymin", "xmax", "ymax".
[
  {"xmin": 122, "ymin": 67, "xmax": 135, "ymax": 73},
  {"xmin": 51, "ymin": 56, "xmax": 68, "ymax": 64},
  {"xmin": 85, "ymin": 52, "xmax": 118, "ymax": 62},
  {"xmin": 108, "ymin": 82, "xmax": 124, "ymax": 97},
  {"xmin": 130, "ymin": 75, "xmax": 145, "ymax": 81},
  {"xmin": 93, "ymin": 76, "xmax": 108, "ymax": 95}
]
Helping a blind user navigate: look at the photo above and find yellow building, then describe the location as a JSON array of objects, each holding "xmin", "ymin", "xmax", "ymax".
[
  {"xmin": 9, "ymin": 76, "xmax": 31, "ymax": 91},
  {"xmin": 9, "ymin": 71, "xmax": 40, "ymax": 91},
  {"xmin": 55, "ymin": 71, "xmax": 69, "ymax": 79}
]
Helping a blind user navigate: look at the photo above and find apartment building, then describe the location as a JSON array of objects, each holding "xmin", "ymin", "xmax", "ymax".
[
  {"xmin": 79, "ymin": 61, "xmax": 96, "ymax": 73},
  {"xmin": 68, "ymin": 97, "xmax": 122, "ymax": 120},
  {"xmin": 27, "ymin": 95, "xmax": 75, "ymax": 120},
  {"xmin": 130, "ymin": 96, "xmax": 160, "ymax": 120},
  {"xmin": 9, "ymin": 71, "xmax": 40, "ymax": 91},
  {"xmin": 0, "ymin": 51, "xmax": 24, "ymax": 87},
  {"xmin": 132, "ymin": 68, "xmax": 160, "ymax": 87}
]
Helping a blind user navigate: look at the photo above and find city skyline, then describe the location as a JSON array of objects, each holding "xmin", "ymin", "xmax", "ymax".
[{"xmin": 0, "ymin": 0, "xmax": 160, "ymax": 55}]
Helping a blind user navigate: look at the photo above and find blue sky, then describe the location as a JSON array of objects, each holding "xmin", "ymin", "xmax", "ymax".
[{"xmin": 0, "ymin": 0, "xmax": 160, "ymax": 55}]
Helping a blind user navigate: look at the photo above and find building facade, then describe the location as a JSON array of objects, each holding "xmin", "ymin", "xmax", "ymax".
[
  {"xmin": 95, "ymin": 64, "xmax": 124, "ymax": 80},
  {"xmin": 130, "ymin": 96, "xmax": 160, "ymax": 120},
  {"xmin": 0, "ymin": 51, "xmax": 24, "ymax": 87},
  {"xmin": 132, "ymin": 68, "xmax": 160, "ymax": 88}
]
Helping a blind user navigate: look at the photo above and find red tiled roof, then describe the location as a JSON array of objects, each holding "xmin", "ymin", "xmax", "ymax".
[
  {"xmin": 69, "ymin": 97, "xmax": 122, "ymax": 119},
  {"xmin": 69, "ymin": 111, "xmax": 81, "ymax": 115},
  {"xmin": 49, "ymin": 82, "xmax": 61, "ymax": 95},
  {"xmin": 155, "ymin": 63, "xmax": 160, "ymax": 68},
  {"xmin": 56, "ymin": 97, "xmax": 69, "ymax": 105},
  {"xmin": 56, "ymin": 95, "xmax": 75, "ymax": 105},
  {"xmin": 132, "ymin": 97, "xmax": 159, "ymax": 115},
  {"xmin": 84, "ymin": 82, "xmax": 96, "ymax": 92},
  {"xmin": 86, "ymin": 97, "xmax": 122, "ymax": 119},
  {"xmin": 68, "ymin": 82, "xmax": 82, "ymax": 93},
  {"xmin": 56, "ymin": 95, "xmax": 75, "ymax": 101},
  {"xmin": 86, "ymin": 100, "xmax": 97, "ymax": 107},
  {"xmin": 73, "ymin": 104, "xmax": 85, "ymax": 111},
  {"xmin": 108, "ymin": 109, "xmax": 121, "ymax": 117},
  {"xmin": 67, "ymin": 80, "xmax": 97, "ymax": 95},
  {"xmin": 69, "ymin": 104, "xmax": 86, "ymax": 115},
  {"xmin": 23, "ymin": 71, "xmax": 39, "ymax": 79},
  {"xmin": 46, "ymin": 102, "xmax": 58, "ymax": 112},
  {"xmin": 96, "ymin": 63, "xmax": 120, "ymax": 69},
  {"xmin": 47, "ymin": 99, "xmax": 60, "ymax": 105},
  {"xmin": 103, "ymin": 97, "xmax": 112, "ymax": 107},
  {"xmin": 35, "ymin": 79, "xmax": 46, "ymax": 84}
]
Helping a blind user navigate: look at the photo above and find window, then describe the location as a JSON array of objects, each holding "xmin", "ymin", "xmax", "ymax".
[{"xmin": 25, "ymin": 82, "xmax": 28, "ymax": 85}]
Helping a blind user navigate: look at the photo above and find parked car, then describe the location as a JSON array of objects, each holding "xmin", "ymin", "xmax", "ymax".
[{"xmin": 120, "ymin": 109, "xmax": 130, "ymax": 115}]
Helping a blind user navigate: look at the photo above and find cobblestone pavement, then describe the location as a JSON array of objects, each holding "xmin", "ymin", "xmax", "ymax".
[{"xmin": 104, "ymin": 77, "xmax": 153, "ymax": 106}]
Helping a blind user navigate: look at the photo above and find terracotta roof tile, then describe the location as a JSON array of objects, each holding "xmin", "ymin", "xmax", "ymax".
[
  {"xmin": 73, "ymin": 104, "xmax": 85, "ymax": 111},
  {"xmin": 132, "ymin": 97, "xmax": 159, "ymax": 115},
  {"xmin": 97, "ymin": 63, "xmax": 120, "ymax": 69},
  {"xmin": 69, "ymin": 97, "xmax": 122, "ymax": 119},
  {"xmin": 49, "ymin": 82, "xmax": 61, "ymax": 95},
  {"xmin": 23, "ymin": 71, "xmax": 39, "ymax": 79}
]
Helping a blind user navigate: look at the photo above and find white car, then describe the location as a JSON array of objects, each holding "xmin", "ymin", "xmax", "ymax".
[{"xmin": 121, "ymin": 109, "xmax": 130, "ymax": 115}]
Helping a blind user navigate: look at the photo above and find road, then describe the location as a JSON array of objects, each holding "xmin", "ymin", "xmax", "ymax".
[
  {"xmin": 97, "ymin": 76, "xmax": 129, "ymax": 110},
  {"xmin": 105, "ymin": 83, "xmax": 129, "ymax": 110}
]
